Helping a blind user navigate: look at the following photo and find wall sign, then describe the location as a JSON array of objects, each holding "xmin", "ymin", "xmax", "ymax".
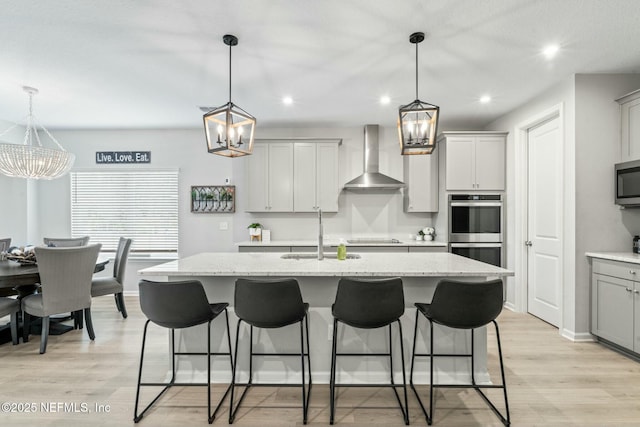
[{"xmin": 96, "ymin": 151, "xmax": 151, "ymax": 164}]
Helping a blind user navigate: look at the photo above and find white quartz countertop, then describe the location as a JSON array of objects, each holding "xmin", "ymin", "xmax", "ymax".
[
  {"xmin": 586, "ymin": 252, "xmax": 640, "ymax": 265},
  {"xmin": 139, "ymin": 252, "xmax": 513, "ymax": 278},
  {"xmin": 236, "ymin": 239, "xmax": 447, "ymax": 247}
]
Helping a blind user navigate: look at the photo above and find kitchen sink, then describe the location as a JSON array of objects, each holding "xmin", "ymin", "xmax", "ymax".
[
  {"xmin": 281, "ymin": 253, "xmax": 361, "ymax": 260},
  {"xmin": 346, "ymin": 238, "xmax": 402, "ymax": 244}
]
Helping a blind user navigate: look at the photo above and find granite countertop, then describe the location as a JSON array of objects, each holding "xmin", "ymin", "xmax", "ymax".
[
  {"xmin": 586, "ymin": 252, "xmax": 640, "ymax": 265},
  {"xmin": 236, "ymin": 239, "xmax": 448, "ymax": 247},
  {"xmin": 139, "ymin": 252, "xmax": 513, "ymax": 278}
]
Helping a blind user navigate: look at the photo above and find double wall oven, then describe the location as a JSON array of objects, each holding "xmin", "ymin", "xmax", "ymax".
[{"xmin": 448, "ymin": 194, "xmax": 504, "ymax": 267}]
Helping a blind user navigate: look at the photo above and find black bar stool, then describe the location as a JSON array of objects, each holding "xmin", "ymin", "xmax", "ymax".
[
  {"xmin": 134, "ymin": 279, "xmax": 233, "ymax": 424},
  {"xmin": 330, "ymin": 277, "xmax": 409, "ymax": 425},
  {"xmin": 410, "ymin": 279, "xmax": 510, "ymax": 426},
  {"xmin": 229, "ymin": 278, "xmax": 311, "ymax": 424}
]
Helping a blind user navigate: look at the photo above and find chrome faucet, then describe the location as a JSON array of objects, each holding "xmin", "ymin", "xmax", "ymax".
[{"xmin": 318, "ymin": 208, "xmax": 324, "ymax": 260}]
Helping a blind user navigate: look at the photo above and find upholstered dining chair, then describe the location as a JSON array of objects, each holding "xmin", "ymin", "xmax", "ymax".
[
  {"xmin": 22, "ymin": 244, "xmax": 101, "ymax": 354},
  {"xmin": 91, "ymin": 237, "xmax": 132, "ymax": 318},
  {"xmin": 43, "ymin": 236, "xmax": 90, "ymax": 247},
  {"xmin": 0, "ymin": 238, "xmax": 11, "ymax": 252},
  {"xmin": 0, "ymin": 297, "xmax": 20, "ymax": 345}
]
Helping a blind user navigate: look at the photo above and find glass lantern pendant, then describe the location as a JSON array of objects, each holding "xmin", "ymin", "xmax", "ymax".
[
  {"xmin": 398, "ymin": 32, "xmax": 440, "ymax": 155},
  {"xmin": 203, "ymin": 34, "xmax": 256, "ymax": 158}
]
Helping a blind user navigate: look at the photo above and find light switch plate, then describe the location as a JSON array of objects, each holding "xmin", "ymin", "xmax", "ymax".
[{"xmin": 219, "ymin": 222, "xmax": 228, "ymax": 230}]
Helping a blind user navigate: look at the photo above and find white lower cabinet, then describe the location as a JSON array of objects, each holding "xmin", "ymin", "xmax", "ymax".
[{"xmin": 591, "ymin": 258, "xmax": 640, "ymax": 353}]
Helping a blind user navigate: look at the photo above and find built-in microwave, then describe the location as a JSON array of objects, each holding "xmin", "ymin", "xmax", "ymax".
[{"xmin": 616, "ymin": 159, "xmax": 640, "ymax": 206}]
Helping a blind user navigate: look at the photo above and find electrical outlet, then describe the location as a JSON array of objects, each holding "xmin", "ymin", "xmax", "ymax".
[
  {"xmin": 225, "ymin": 177, "xmax": 230, "ymax": 184},
  {"xmin": 328, "ymin": 324, "xmax": 333, "ymax": 340},
  {"xmin": 219, "ymin": 222, "xmax": 228, "ymax": 230}
]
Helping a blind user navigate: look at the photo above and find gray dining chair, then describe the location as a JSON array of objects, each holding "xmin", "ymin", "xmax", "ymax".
[
  {"xmin": 0, "ymin": 238, "xmax": 11, "ymax": 252},
  {"xmin": 0, "ymin": 297, "xmax": 20, "ymax": 345},
  {"xmin": 91, "ymin": 237, "xmax": 132, "ymax": 318},
  {"xmin": 43, "ymin": 236, "xmax": 90, "ymax": 247},
  {"xmin": 22, "ymin": 243, "xmax": 101, "ymax": 354}
]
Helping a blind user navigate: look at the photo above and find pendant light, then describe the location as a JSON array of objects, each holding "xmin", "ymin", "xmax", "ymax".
[
  {"xmin": 203, "ymin": 34, "xmax": 256, "ymax": 158},
  {"xmin": 398, "ymin": 32, "xmax": 440, "ymax": 155},
  {"xmin": 0, "ymin": 86, "xmax": 75, "ymax": 179}
]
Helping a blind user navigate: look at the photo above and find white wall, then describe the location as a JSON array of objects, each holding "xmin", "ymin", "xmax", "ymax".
[
  {"xmin": 486, "ymin": 73, "xmax": 640, "ymax": 339},
  {"xmin": 485, "ymin": 77, "xmax": 576, "ymax": 323},
  {"xmin": 574, "ymin": 74, "xmax": 640, "ymax": 335},
  {"xmin": 44, "ymin": 125, "xmax": 436, "ymax": 252},
  {"xmin": 0, "ymin": 120, "xmax": 28, "ymax": 245}
]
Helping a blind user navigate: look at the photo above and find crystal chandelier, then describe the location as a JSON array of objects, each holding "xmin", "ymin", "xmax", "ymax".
[
  {"xmin": 398, "ymin": 32, "xmax": 440, "ymax": 155},
  {"xmin": 203, "ymin": 34, "xmax": 256, "ymax": 158},
  {"xmin": 0, "ymin": 86, "xmax": 75, "ymax": 179}
]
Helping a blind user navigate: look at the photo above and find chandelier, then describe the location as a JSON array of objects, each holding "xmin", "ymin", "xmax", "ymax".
[
  {"xmin": 0, "ymin": 86, "xmax": 75, "ymax": 179},
  {"xmin": 398, "ymin": 32, "xmax": 440, "ymax": 155},
  {"xmin": 203, "ymin": 34, "xmax": 256, "ymax": 158}
]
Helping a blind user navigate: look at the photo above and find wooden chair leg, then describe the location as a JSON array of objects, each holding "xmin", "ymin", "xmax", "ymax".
[
  {"xmin": 84, "ymin": 307, "xmax": 95, "ymax": 340},
  {"xmin": 40, "ymin": 316, "xmax": 50, "ymax": 354}
]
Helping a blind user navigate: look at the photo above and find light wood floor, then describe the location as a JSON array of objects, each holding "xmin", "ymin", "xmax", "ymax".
[{"xmin": 1, "ymin": 296, "xmax": 640, "ymax": 426}]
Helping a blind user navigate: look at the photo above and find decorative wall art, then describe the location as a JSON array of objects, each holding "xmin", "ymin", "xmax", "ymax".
[{"xmin": 191, "ymin": 185, "xmax": 235, "ymax": 213}]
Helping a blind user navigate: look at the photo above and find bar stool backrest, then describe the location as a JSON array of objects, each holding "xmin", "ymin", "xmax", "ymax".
[
  {"xmin": 139, "ymin": 279, "xmax": 214, "ymax": 329},
  {"xmin": 333, "ymin": 277, "xmax": 404, "ymax": 329},
  {"xmin": 429, "ymin": 279, "xmax": 504, "ymax": 329},
  {"xmin": 234, "ymin": 278, "xmax": 305, "ymax": 328}
]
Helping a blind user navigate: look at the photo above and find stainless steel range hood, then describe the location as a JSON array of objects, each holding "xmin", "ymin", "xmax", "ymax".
[{"xmin": 343, "ymin": 125, "xmax": 405, "ymax": 190}]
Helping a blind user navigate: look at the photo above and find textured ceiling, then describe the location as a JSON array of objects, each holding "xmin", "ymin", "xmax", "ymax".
[{"xmin": 1, "ymin": 0, "xmax": 639, "ymax": 130}]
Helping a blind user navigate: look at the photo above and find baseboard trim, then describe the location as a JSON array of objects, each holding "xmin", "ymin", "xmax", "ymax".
[{"xmin": 561, "ymin": 329, "xmax": 595, "ymax": 342}]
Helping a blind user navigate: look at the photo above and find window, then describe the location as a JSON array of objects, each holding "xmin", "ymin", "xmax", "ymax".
[{"xmin": 70, "ymin": 170, "xmax": 179, "ymax": 252}]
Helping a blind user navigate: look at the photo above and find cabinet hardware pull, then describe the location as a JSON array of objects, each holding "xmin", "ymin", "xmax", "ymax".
[
  {"xmin": 524, "ymin": 240, "xmax": 533, "ymax": 247},
  {"xmin": 631, "ymin": 270, "xmax": 637, "ymax": 275},
  {"xmin": 634, "ymin": 290, "xmax": 640, "ymax": 294},
  {"xmin": 626, "ymin": 288, "xmax": 633, "ymax": 292}
]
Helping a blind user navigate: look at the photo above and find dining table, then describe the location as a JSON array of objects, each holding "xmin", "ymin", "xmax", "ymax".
[{"xmin": 0, "ymin": 257, "xmax": 110, "ymax": 344}]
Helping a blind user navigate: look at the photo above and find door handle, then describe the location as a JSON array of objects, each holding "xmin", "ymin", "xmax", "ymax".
[{"xmin": 525, "ymin": 240, "xmax": 533, "ymax": 246}]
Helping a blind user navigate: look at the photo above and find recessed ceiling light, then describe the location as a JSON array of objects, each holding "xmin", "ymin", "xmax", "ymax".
[
  {"xmin": 480, "ymin": 95, "xmax": 491, "ymax": 104},
  {"xmin": 542, "ymin": 44, "xmax": 560, "ymax": 60},
  {"xmin": 380, "ymin": 95, "xmax": 391, "ymax": 105},
  {"xmin": 282, "ymin": 96, "xmax": 293, "ymax": 105}
]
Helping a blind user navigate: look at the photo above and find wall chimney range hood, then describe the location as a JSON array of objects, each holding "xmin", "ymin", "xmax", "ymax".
[{"xmin": 343, "ymin": 125, "xmax": 405, "ymax": 190}]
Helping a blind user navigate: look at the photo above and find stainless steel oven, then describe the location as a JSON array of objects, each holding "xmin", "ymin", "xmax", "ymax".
[
  {"xmin": 450, "ymin": 243, "xmax": 503, "ymax": 267},
  {"xmin": 449, "ymin": 194, "xmax": 503, "ymax": 243},
  {"xmin": 449, "ymin": 194, "xmax": 504, "ymax": 267}
]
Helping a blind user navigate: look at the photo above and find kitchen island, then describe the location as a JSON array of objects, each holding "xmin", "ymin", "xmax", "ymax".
[{"xmin": 138, "ymin": 252, "xmax": 513, "ymax": 385}]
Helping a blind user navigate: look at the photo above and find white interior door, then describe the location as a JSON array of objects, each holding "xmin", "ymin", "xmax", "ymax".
[{"xmin": 526, "ymin": 115, "xmax": 562, "ymax": 327}]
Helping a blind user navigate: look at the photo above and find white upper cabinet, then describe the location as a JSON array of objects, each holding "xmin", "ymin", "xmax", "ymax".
[
  {"xmin": 441, "ymin": 131, "xmax": 507, "ymax": 191},
  {"xmin": 617, "ymin": 89, "xmax": 640, "ymax": 162},
  {"xmin": 246, "ymin": 140, "xmax": 340, "ymax": 213},
  {"xmin": 403, "ymin": 146, "xmax": 439, "ymax": 212},
  {"xmin": 245, "ymin": 142, "xmax": 294, "ymax": 212},
  {"xmin": 293, "ymin": 141, "xmax": 340, "ymax": 212}
]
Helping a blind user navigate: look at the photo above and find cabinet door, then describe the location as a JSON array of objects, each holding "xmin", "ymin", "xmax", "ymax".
[
  {"xmin": 404, "ymin": 148, "xmax": 438, "ymax": 212},
  {"xmin": 591, "ymin": 273, "xmax": 634, "ymax": 349},
  {"xmin": 621, "ymin": 95, "xmax": 640, "ymax": 162},
  {"xmin": 635, "ymin": 283, "xmax": 640, "ymax": 353},
  {"xmin": 245, "ymin": 144, "xmax": 269, "ymax": 212},
  {"xmin": 293, "ymin": 143, "xmax": 317, "ymax": 212},
  {"xmin": 268, "ymin": 143, "xmax": 294, "ymax": 212},
  {"xmin": 316, "ymin": 143, "xmax": 339, "ymax": 212},
  {"xmin": 475, "ymin": 136, "xmax": 506, "ymax": 190},
  {"xmin": 445, "ymin": 136, "xmax": 476, "ymax": 190}
]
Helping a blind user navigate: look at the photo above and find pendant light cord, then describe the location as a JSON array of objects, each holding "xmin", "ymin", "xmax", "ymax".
[
  {"xmin": 228, "ymin": 41, "xmax": 232, "ymax": 104},
  {"xmin": 415, "ymin": 40, "xmax": 419, "ymax": 100}
]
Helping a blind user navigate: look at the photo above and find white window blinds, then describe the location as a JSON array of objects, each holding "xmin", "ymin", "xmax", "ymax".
[{"xmin": 70, "ymin": 170, "xmax": 179, "ymax": 252}]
